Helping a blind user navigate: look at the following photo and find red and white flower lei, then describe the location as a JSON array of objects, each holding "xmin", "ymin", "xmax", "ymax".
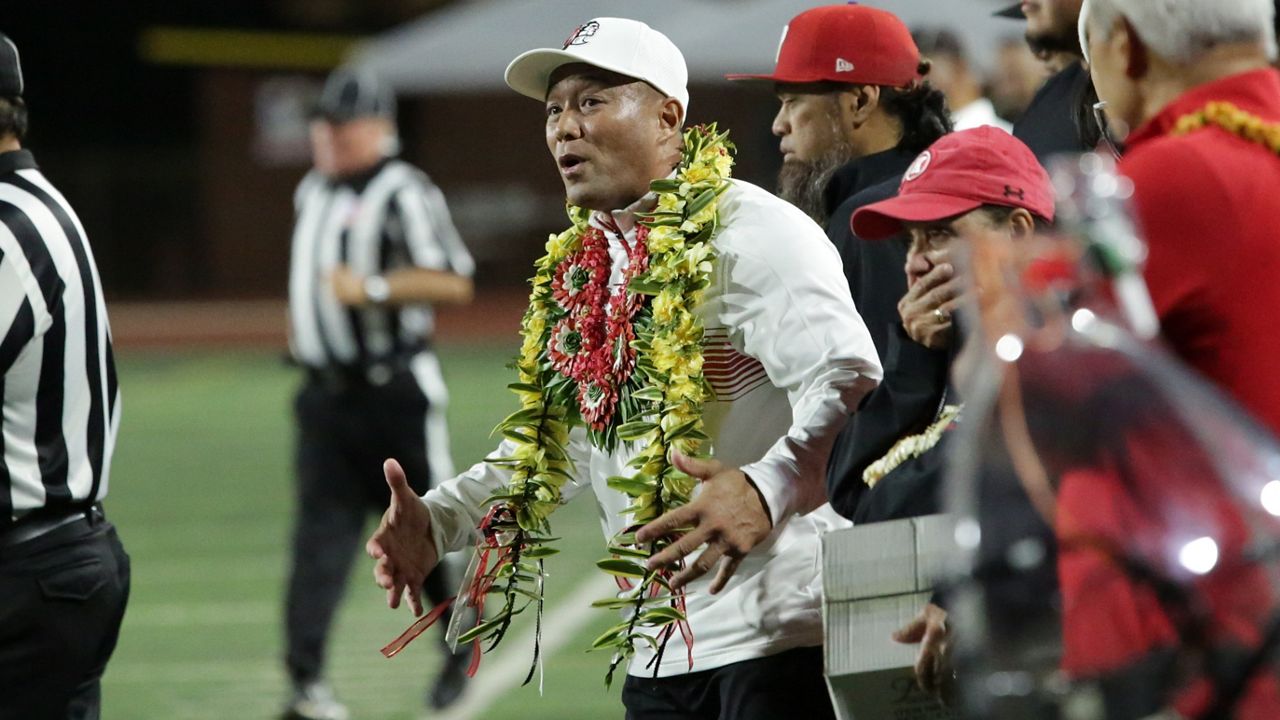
[{"xmin": 547, "ymin": 225, "xmax": 651, "ymax": 429}]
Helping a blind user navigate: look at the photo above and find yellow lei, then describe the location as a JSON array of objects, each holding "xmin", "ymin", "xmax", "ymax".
[
  {"xmin": 472, "ymin": 125, "xmax": 735, "ymax": 686},
  {"xmin": 1172, "ymin": 101, "xmax": 1280, "ymax": 155}
]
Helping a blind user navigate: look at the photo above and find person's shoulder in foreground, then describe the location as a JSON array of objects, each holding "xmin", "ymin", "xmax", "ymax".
[{"xmin": 715, "ymin": 178, "xmax": 840, "ymax": 254}]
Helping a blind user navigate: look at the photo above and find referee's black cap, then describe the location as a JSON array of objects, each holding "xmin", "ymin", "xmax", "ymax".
[
  {"xmin": 313, "ymin": 67, "xmax": 395, "ymax": 123},
  {"xmin": 0, "ymin": 33, "xmax": 23, "ymax": 97},
  {"xmin": 994, "ymin": 3, "xmax": 1024, "ymax": 19}
]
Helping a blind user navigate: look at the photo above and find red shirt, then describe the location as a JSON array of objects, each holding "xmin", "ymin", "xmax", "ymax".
[{"xmin": 1120, "ymin": 68, "xmax": 1280, "ymax": 437}]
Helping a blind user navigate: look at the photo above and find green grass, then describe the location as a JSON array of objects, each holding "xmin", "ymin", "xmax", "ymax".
[{"xmin": 102, "ymin": 345, "xmax": 624, "ymax": 719}]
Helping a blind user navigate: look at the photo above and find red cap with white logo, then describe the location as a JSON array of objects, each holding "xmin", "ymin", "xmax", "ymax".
[
  {"xmin": 851, "ymin": 126, "xmax": 1056, "ymax": 240},
  {"xmin": 725, "ymin": 4, "xmax": 921, "ymax": 87}
]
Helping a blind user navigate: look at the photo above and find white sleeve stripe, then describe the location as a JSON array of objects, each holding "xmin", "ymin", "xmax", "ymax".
[
  {"xmin": 395, "ymin": 186, "xmax": 447, "ymax": 270},
  {"xmin": 0, "ymin": 222, "xmax": 51, "ymax": 332},
  {"xmin": 420, "ymin": 184, "xmax": 475, "ymax": 278},
  {"xmin": 0, "ymin": 252, "xmax": 31, "ymax": 332},
  {"xmin": 0, "ymin": 255, "xmax": 35, "ymax": 372}
]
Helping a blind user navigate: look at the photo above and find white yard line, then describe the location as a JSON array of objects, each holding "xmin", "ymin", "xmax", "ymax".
[{"xmin": 430, "ymin": 573, "xmax": 617, "ymax": 720}]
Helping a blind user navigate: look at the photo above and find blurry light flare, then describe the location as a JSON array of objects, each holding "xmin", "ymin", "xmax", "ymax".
[
  {"xmin": 1078, "ymin": 153, "xmax": 1105, "ymax": 176},
  {"xmin": 1261, "ymin": 480, "xmax": 1280, "ymax": 516},
  {"xmin": 1115, "ymin": 175, "xmax": 1136, "ymax": 200},
  {"xmin": 1091, "ymin": 173, "xmax": 1120, "ymax": 198},
  {"xmin": 1178, "ymin": 536, "xmax": 1220, "ymax": 575},
  {"xmin": 995, "ymin": 334, "xmax": 1025, "ymax": 362},
  {"xmin": 1007, "ymin": 537, "xmax": 1047, "ymax": 571},
  {"xmin": 1071, "ymin": 308, "xmax": 1097, "ymax": 333},
  {"xmin": 955, "ymin": 518, "xmax": 982, "ymax": 549},
  {"xmin": 984, "ymin": 671, "xmax": 1035, "ymax": 697}
]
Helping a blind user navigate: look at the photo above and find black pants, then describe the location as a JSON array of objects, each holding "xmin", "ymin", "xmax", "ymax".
[
  {"xmin": 622, "ymin": 646, "xmax": 836, "ymax": 720},
  {"xmin": 0, "ymin": 516, "xmax": 130, "ymax": 720},
  {"xmin": 285, "ymin": 365, "xmax": 455, "ymax": 685}
]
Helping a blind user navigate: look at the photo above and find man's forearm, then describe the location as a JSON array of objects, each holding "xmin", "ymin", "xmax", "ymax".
[
  {"xmin": 422, "ymin": 445, "xmax": 516, "ymax": 556},
  {"xmin": 741, "ymin": 364, "xmax": 879, "ymax": 525},
  {"xmin": 382, "ymin": 267, "xmax": 474, "ymax": 306},
  {"xmin": 423, "ymin": 433, "xmax": 594, "ymax": 554}
]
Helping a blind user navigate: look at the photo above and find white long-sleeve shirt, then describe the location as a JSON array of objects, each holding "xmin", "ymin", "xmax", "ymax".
[{"xmin": 423, "ymin": 178, "xmax": 882, "ymax": 677}]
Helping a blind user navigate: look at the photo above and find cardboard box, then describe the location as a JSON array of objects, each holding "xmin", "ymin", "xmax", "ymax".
[{"xmin": 822, "ymin": 514, "xmax": 957, "ymax": 720}]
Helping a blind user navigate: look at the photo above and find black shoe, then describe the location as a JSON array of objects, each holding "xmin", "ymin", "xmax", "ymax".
[{"xmin": 428, "ymin": 650, "xmax": 470, "ymax": 710}]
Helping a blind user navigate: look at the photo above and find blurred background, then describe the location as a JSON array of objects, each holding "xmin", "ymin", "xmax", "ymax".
[{"xmin": 4, "ymin": 1, "xmax": 1042, "ymax": 717}]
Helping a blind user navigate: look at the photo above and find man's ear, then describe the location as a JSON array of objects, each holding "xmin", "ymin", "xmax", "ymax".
[
  {"xmin": 659, "ymin": 97, "xmax": 683, "ymax": 139},
  {"xmin": 1120, "ymin": 17, "xmax": 1149, "ymax": 80},
  {"xmin": 839, "ymin": 85, "xmax": 882, "ymax": 130}
]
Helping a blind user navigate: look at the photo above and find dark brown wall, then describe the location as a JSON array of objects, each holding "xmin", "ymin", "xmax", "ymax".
[
  {"xmin": 198, "ymin": 69, "xmax": 303, "ymax": 298},
  {"xmin": 194, "ymin": 73, "xmax": 785, "ymax": 298}
]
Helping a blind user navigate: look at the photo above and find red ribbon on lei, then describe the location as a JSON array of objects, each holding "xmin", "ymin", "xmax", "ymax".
[{"xmin": 380, "ymin": 504, "xmax": 514, "ymax": 678}]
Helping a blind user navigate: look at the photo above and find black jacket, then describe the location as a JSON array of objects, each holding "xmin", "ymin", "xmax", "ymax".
[
  {"xmin": 831, "ymin": 324, "xmax": 953, "ymax": 521},
  {"xmin": 824, "ymin": 147, "xmax": 917, "ymax": 359},
  {"xmin": 1012, "ymin": 61, "xmax": 1094, "ymax": 162}
]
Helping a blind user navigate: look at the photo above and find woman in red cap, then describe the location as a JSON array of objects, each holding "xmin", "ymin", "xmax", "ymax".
[{"xmin": 856, "ymin": 126, "xmax": 1280, "ymax": 719}]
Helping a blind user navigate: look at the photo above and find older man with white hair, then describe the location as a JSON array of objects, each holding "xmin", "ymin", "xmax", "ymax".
[
  {"xmin": 1080, "ymin": 0, "xmax": 1280, "ymax": 439},
  {"xmin": 1078, "ymin": 6, "xmax": 1280, "ymax": 713}
]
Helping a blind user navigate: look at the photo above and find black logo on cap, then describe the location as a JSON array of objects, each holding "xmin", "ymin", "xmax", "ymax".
[
  {"xmin": 563, "ymin": 21, "xmax": 600, "ymax": 48},
  {"xmin": 1003, "ymin": 185, "xmax": 1026, "ymax": 201}
]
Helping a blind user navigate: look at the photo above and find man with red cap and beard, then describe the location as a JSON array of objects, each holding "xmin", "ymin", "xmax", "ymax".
[{"xmin": 727, "ymin": 4, "xmax": 953, "ymax": 519}]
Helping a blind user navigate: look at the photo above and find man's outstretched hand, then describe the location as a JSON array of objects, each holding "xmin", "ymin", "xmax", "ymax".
[
  {"xmin": 366, "ymin": 458, "xmax": 439, "ymax": 616},
  {"xmin": 635, "ymin": 452, "xmax": 773, "ymax": 594}
]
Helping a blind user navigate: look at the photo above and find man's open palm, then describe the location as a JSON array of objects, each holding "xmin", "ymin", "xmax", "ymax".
[{"xmin": 366, "ymin": 458, "xmax": 439, "ymax": 616}]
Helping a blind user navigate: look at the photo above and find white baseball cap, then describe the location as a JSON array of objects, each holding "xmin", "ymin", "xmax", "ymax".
[{"xmin": 504, "ymin": 17, "xmax": 689, "ymax": 113}]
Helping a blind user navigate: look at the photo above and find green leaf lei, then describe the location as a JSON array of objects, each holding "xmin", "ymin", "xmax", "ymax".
[{"xmin": 466, "ymin": 124, "xmax": 735, "ymax": 686}]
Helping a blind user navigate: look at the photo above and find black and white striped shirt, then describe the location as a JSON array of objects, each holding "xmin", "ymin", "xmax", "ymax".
[
  {"xmin": 0, "ymin": 150, "xmax": 120, "ymax": 528},
  {"xmin": 288, "ymin": 157, "xmax": 474, "ymax": 369}
]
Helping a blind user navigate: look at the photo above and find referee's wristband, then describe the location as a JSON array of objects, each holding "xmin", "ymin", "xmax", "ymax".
[{"xmin": 363, "ymin": 274, "xmax": 391, "ymax": 304}]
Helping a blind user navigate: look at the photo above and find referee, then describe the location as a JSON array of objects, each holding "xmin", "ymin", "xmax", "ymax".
[
  {"xmin": 0, "ymin": 34, "xmax": 129, "ymax": 720},
  {"xmin": 282, "ymin": 67, "xmax": 475, "ymax": 720}
]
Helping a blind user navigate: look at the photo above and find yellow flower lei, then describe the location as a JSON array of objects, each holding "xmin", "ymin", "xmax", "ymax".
[
  {"xmin": 1172, "ymin": 101, "xmax": 1280, "ymax": 155},
  {"xmin": 467, "ymin": 125, "xmax": 735, "ymax": 686}
]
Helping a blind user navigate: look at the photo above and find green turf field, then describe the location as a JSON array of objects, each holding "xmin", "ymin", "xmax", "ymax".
[{"xmin": 102, "ymin": 344, "xmax": 624, "ymax": 719}]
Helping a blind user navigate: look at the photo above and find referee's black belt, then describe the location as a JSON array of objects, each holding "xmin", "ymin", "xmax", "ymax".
[
  {"xmin": 304, "ymin": 352, "xmax": 422, "ymax": 392},
  {"xmin": 0, "ymin": 503, "xmax": 105, "ymax": 549}
]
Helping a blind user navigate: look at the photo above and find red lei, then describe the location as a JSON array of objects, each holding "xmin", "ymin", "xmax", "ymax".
[{"xmin": 547, "ymin": 225, "xmax": 650, "ymax": 429}]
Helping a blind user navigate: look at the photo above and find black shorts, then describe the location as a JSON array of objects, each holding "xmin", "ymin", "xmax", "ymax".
[{"xmin": 622, "ymin": 646, "xmax": 835, "ymax": 720}]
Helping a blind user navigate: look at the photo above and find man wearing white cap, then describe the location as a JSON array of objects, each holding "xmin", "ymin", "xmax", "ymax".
[{"xmin": 367, "ymin": 17, "xmax": 882, "ymax": 719}]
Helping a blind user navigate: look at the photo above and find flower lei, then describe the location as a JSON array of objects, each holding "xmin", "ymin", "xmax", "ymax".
[
  {"xmin": 862, "ymin": 405, "xmax": 962, "ymax": 487},
  {"xmin": 546, "ymin": 222, "xmax": 650, "ymax": 433},
  {"xmin": 1173, "ymin": 101, "xmax": 1280, "ymax": 155},
  {"xmin": 382, "ymin": 125, "xmax": 735, "ymax": 686}
]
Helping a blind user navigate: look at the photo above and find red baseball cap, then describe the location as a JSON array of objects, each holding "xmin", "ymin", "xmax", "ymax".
[
  {"xmin": 852, "ymin": 126, "xmax": 1055, "ymax": 240},
  {"xmin": 725, "ymin": 4, "xmax": 921, "ymax": 87}
]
